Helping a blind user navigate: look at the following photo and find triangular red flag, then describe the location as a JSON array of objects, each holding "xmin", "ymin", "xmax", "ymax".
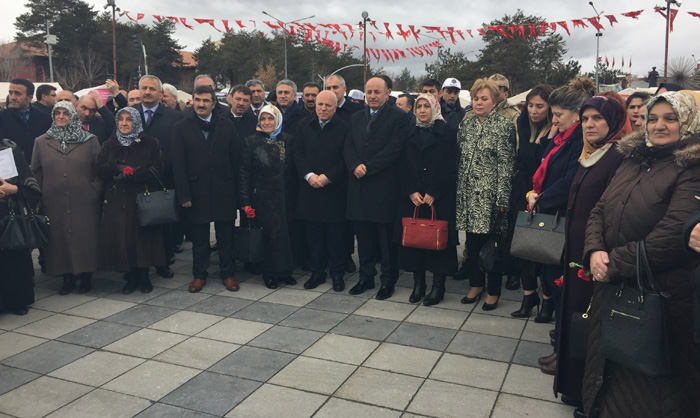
[
  {"xmin": 236, "ymin": 20, "xmax": 246, "ymax": 28},
  {"xmin": 408, "ymin": 25, "xmax": 421, "ymax": 42},
  {"xmin": 487, "ymin": 25, "xmax": 513, "ymax": 39},
  {"xmin": 263, "ymin": 21, "xmax": 282, "ymax": 30},
  {"xmin": 621, "ymin": 10, "xmax": 643, "ymax": 19},
  {"xmin": 612, "ymin": 56, "xmax": 615, "ymax": 68},
  {"xmin": 655, "ymin": 7, "xmax": 679, "ymax": 32},
  {"xmin": 194, "ymin": 19, "xmax": 220, "ymax": 32},
  {"xmin": 137, "ymin": 13, "xmax": 144, "ymax": 21},
  {"xmin": 604, "ymin": 15, "xmax": 618, "ymax": 26},
  {"xmin": 222, "ymin": 20, "xmax": 231, "ymax": 33},
  {"xmin": 165, "ymin": 16, "xmax": 179, "ymax": 23},
  {"xmin": 586, "ymin": 17, "xmax": 604, "ymax": 31},
  {"xmin": 571, "ymin": 19, "xmax": 588, "ymax": 29},
  {"xmin": 516, "ymin": 25, "xmax": 525, "ymax": 39},
  {"xmin": 527, "ymin": 24, "xmax": 537, "ymax": 40},
  {"xmin": 539, "ymin": 22, "xmax": 547, "ymax": 35},
  {"xmin": 466, "ymin": 29, "xmax": 473, "ymax": 38},
  {"xmin": 557, "ymin": 21, "xmax": 570, "ymax": 36},
  {"xmin": 153, "ymin": 15, "xmax": 162, "ymax": 23},
  {"xmin": 396, "ymin": 24, "xmax": 411, "ymax": 41},
  {"xmin": 550, "ymin": 22, "xmax": 557, "ymax": 31},
  {"xmin": 605, "ymin": 56, "xmax": 609, "ymax": 67},
  {"xmin": 477, "ymin": 28, "xmax": 486, "ymax": 36},
  {"xmin": 124, "ymin": 12, "xmax": 137, "ymax": 22},
  {"xmin": 180, "ymin": 18, "xmax": 194, "ymax": 30},
  {"xmin": 384, "ymin": 22, "xmax": 394, "ymax": 40},
  {"xmin": 690, "ymin": 12, "xmax": 700, "ymax": 19},
  {"xmin": 629, "ymin": 57, "xmax": 632, "ymax": 68},
  {"xmin": 621, "ymin": 56, "xmax": 624, "ymax": 67}
]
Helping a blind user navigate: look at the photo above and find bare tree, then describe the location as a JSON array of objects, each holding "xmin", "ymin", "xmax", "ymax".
[
  {"xmin": 254, "ymin": 60, "xmax": 280, "ymax": 91},
  {"xmin": 54, "ymin": 48, "xmax": 105, "ymax": 91},
  {"xmin": 0, "ymin": 41, "xmax": 30, "ymax": 81}
]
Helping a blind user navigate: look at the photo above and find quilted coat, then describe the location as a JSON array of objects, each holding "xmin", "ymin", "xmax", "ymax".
[{"xmin": 582, "ymin": 131, "xmax": 700, "ymax": 418}]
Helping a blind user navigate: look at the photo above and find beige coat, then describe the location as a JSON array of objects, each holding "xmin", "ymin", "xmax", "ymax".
[{"xmin": 31, "ymin": 134, "xmax": 102, "ymax": 276}]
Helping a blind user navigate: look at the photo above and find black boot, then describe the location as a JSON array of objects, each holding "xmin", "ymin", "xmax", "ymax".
[
  {"xmin": 59, "ymin": 274, "xmax": 76, "ymax": 295},
  {"xmin": 534, "ymin": 297, "xmax": 554, "ymax": 323},
  {"xmin": 122, "ymin": 269, "xmax": 139, "ymax": 294},
  {"xmin": 138, "ymin": 268, "xmax": 153, "ymax": 293},
  {"xmin": 77, "ymin": 273, "xmax": 92, "ymax": 294},
  {"xmin": 423, "ymin": 274, "xmax": 446, "ymax": 306},
  {"xmin": 409, "ymin": 271, "xmax": 427, "ymax": 303},
  {"xmin": 511, "ymin": 292, "xmax": 540, "ymax": 318},
  {"xmin": 505, "ymin": 275, "xmax": 520, "ymax": 290}
]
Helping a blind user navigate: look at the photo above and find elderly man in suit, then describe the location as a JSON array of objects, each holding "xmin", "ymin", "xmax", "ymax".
[
  {"xmin": 172, "ymin": 85, "xmax": 239, "ymax": 293},
  {"xmin": 76, "ymin": 91, "xmax": 115, "ymax": 144},
  {"xmin": 132, "ymin": 75, "xmax": 184, "ymax": 277},
  {"xmin": 344, "ymin": 77, "xmax": 408, "ymax": 300}
]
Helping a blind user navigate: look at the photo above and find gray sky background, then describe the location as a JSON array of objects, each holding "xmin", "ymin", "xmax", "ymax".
[{"xmin": 1, "ymin": 0, "xmax": 699, "ymax": 81}]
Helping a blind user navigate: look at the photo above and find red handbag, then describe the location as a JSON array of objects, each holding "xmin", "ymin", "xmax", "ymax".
[{"xmin": 401, "ymin": 205, "xmax": 448, "ymax": 251}]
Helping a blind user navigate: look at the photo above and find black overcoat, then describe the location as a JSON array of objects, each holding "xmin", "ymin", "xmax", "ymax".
[
  {"xmin": 95, "ymin": 133, "xmax": 166, "ymax": 271},
  {"xmin": 294, "ymin": 115, "xmax": 348, "ymax": 223},
  {"xmin": 238, "ymin": 131, "xmax": 298, "ymax": 274},
  {"xmin": 133, "ymin": 103, "xmax": 183, "ymax": 188},
  {"xmin": 280, "ymin": 102, "xmax": 307, "ymax": 135},
  {"xmin": 537, "ymin": 124, "xmax": 584, "ymax": 214},
  {"xmin": 171, "ymin": 114, "xmax": 238, "ymax": 224},
  {"xmin": 394, "ymin": 120, "xmax": 458, "ymax": 273},
  {"xmin": 344, "ymin": 104, "xmax": 408, "ymax": 223},
  {"xmin": 0, "ymin": 106, "xmax": 51, "ymax": 162},
  {"xmin": 88, "ymin": 106, "xmax": 116, "ymax": 144},
  {"xmin": 335, "ymin": 99, "xmax": 364, "ymax": 125},
  {"xmin": 225, "ymin": 109, "xmax": 258, "ymax": 144}
]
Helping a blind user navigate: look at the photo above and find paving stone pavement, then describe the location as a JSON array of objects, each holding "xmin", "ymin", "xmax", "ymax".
[{"xmin": 0, "ymin": 241, "xmax": 575, "ymax": 418}]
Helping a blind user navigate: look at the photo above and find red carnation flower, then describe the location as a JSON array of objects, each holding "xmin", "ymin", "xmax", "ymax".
[
  {"xmin": 554, "ymin": 277, "xmax": 563, "ymax": 287},
  {"xmin": 123, "ymin": 166, "xmax": 134, "ymax": 175},
  {"xmin": 244, "ymin": 207, "xmax": 256, "ymax": 218},
  {"xmin": 577, "ymin": 268, "xmax": 592, "ymax": 281}
]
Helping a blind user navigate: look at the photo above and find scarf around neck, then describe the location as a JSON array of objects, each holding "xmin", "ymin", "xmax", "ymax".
[
  {"xmin": 532, "ymin": 122, "xmax": 580, "ymax": 193},
  {"xmin": 46, "ymin": 101, "xmax": 95, "ymax": 151}
]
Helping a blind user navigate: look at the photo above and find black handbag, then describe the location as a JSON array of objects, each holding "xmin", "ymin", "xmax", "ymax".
[
  {"xmin": 510, "ymin": 205, "xmax": 565, "ymax": 265},
  {"xmin": 479, "ymin": 212, "xmax": 507, "ymax": 273},
  {"xmin": 569, "ymin": 300, "xmax": 591, "ymax": 361},
  {"xmin": 136, "ymin": 167, "xmax": 180, "ymax": 227},
  {"xmin": 0, "ymin": 195, "xmax": 51, "ymax": 250},
  {"xmin": 234, "ymin": 217, "xmax": 265, "ymax": 263},
  {"xmin": 599, "ymin": 240, "xmax": 674, "ymax": 377}
]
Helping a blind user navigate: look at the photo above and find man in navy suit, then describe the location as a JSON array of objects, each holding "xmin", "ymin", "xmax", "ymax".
[{"xmin": 0, "ymin": 79, "xmax": 51, "ymax": 162}]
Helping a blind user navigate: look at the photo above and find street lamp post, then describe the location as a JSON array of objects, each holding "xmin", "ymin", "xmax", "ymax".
[
  {"xmin": 663, "ymin": 0, "xmax": 681, "ymax": 83},
  {"xmin": 589, "ymin": 2, "xmax": 603, "ymax": 91},
  {"xmin": 359, "ymin": 12, "xmax": 371, "ymax": 87},
  {"xmin": 105, "ymin": 0, "xmax": 119, "ymax": 79},
  {"xmin": 45, "ymin": 20, "xmax": 56, "ymax": 82},
  {"xmin": 262, "ymin": 11, "xmax": 315, "ymax": 79}
]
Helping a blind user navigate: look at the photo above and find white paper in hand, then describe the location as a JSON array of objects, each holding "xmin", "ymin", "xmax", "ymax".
[{"xmin": 0, "ymin": 148, "xmax": 19, "ymax": 180}]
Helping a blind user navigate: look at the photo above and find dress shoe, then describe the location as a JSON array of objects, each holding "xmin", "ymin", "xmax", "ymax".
[
  {"xmin": 505, "ymin": 275, "xmax": 520, "ymax": 290},
  {"xmin": 461, "ymin": 289, "xmax": 484, "ymax": 304},
  {"xmin": 375, "ymin": 284, "xmax": 395, "ymax": 300},
  {"xmin": 78, "ymin": 273, "xmax": 92, "ymax": 294},
  {"xmin": 482, "ymin": 296, "xmax": 499, "ymax": 311},
  {"xmin": 573, "ymin": 407, "xmax": 587, "ymax": 418},
  {"xmin": 279, "ymin": 276, "xmax": 297, "ymax": 286},
  {"xmin": 453, "ymin": 260, "xmax": 468, "ymax": 280},
  {"xmin": 349, "ymin": 280, "xmax": 375, "ymax": 295},
  {"xmin": 223, "ymin": 277, "xmax": 239, "ymax": 292},
  {"xmin": 156, "ymin": 266, "xmax": 174, "ymax": 278},
  {"xmin": 140, "ymin": 276, "xmax": 153, "ymax": 294},
  {"xmin": 188, "ymin": 278, "xmax": 206, "ymax": 293},
  {"xmin": 174, "ymin": 245, "xmax": 183, "ymax": 254},
  {"xmin": 538, "ymin": 352, "xmax": 557, "ymax": 365},
  {"xmin": 304, "ymin": 275, "xmax": 326, "ymax": 290},
  {"xmin": 534, "ymin": 298, "xmax": 554, "ymax": 323},
  {"xmin": 511, "ymin": 292, "xmax": 540, "ymax": 318},
  {"xmin": 549, "ymin": 329, "xmax": 556, "ymax": 339},
  {"xmin": 423, "ymin": 274, "xmax": 446, "ymax": 306},
  {"xmin": 264, "ymin": 277, "xmax": 278, "ymax": 289},
  {"xmin": 12, "ymin": 307, "xmax": 28, "ymax": 316},
  {"xmin": 331, "ymin": 277, "xmax": 345, "ymax": 292},
  {"xmin": 540, "ymin": 357, "xmax": 557, "ymax": 375},
  {"xmin": 561, "ymin": 394, "xmax": 583, "ymax": 408},
  {"xmin": 122, "ymin": 280, "xmax": 138, "ymax": 294},
  {"xmin": 59, "ymin": 274, "xmax": 76, "ymax": 296},
  {"xmin": 345, "ymin": 256, "xmax": 357, "ymax": 273}
]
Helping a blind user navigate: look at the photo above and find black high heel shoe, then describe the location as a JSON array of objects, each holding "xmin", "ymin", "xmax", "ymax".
[
  {"xmin": 482, "ymin": 295, "xmax": 500, "ymax": 311},
  {"xmin": 461, "ymin": 289, "xmax": 484, "ymax": 304},
  {"xmin": 534, "ymin": 298, "xmax": 554, "ymax": 323},
  {"xmin": 511, "ymin": 292, "xmax": 540, "ymax": 318}
]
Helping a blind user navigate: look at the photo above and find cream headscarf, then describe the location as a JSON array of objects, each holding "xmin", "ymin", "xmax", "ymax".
[
  {"xmin": 256, "ymin": 104, "xmax": 283, "ymax": 139},
  {"xmin": 414, "ymin": 93, "xmax": 445, "ymax": 128},
  {"xmin": 644, "ymin": 91, "xmax": 700, "ymax": 147}
]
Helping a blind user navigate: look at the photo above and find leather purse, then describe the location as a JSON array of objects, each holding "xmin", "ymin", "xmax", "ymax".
[
  {"xmin": 569, "ymin": 300, "xmax": 591, "ymax": 361},
  {"xmin": 136, "ymin": 167, "xmax": 180, "ymax": 227},
  {"xmin": 479, "ymin": 212, "xmax": 507, "ymax": 274},
  {"xmin": 401, "ymin": 205, "xmax": 448, "ymax": 251},
  {"xmin": 510, "ymin": 207, "xmax": 565, "ymax": 265},
  {"xmin": 599, "ymin": 240, "xmax": 674, "ymax": 377},
  {"xmin": 0, "ymin": 196, "xmax": 51, "ymax": 250},
  {"xmin": 234, "ymin": 218, "xmax": 265, "ymax": 263}
]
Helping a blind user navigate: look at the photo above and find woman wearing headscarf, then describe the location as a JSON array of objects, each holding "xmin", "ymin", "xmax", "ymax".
[
  {"xmin": 395, "ymin": 94, "xmax": 457, "ymax": 306},
  {"xmin": 0, "ymin": 139, "xmax": 41, "ymax": 315},
  {"xmin": 95, "ymin": 107, "xmax": 165, "ymax": 294},
  {"xmin": 551, "ymin": 96, "xmax": 631, "ymax": 413},
  {"xmin": 239, "ymin": 105, "xmax": 298, "ymax": 289},
  {"xmin": 457, "ymin": 78, "xmax": 516, "ymax": 310},
  {"xmin": 581, "ymin": 91, "xmax": 700, "ymax": 418},
  {"xmin": 31, "ymin": 102, "xmax": 101, "ymax": 295}
]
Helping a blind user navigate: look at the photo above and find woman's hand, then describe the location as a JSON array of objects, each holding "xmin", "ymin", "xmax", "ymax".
[
  {"xmin": 0, "ymin": 177, "xmax": 18, "ymax": 198},
  {"xmin": 689, "ymin": 223, "xmax": 700, "ymax": 253},
  {"xmin": 409, "ymin": 192, "xmax": 424, "ymax": 206},
  {"xmin": 423, "ymin": 193, "xmax": 435, "ymax": 206},
  {"xmin": 590, "ymin": 251, "xmax": 610, "ymax": 282},
  {"xmin": 527, "ymin": 192, "xmax": 538, "ymax": 211},
  {"xmin": 497, "ymin": 206, "xmax": 508, "ymax": 213}
]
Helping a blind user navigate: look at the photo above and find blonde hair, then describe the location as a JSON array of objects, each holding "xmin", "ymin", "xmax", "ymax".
[
  {"xmin": 470, "ymin": 78, "xmax": 500, "ymax": 104},
  {"xmin": 549, "ymin": 76, "xmax": 596, "ymax": 112}
]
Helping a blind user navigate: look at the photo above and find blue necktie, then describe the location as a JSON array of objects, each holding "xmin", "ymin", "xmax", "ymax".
[
  {"xmin": 20, "ymin": 110, "xmax": 29, "ymax": 123},
  {"xmin": 145, "ymin": 109, "xmax": 153, "ymax": 126}
]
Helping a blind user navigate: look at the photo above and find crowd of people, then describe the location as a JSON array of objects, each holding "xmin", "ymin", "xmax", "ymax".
[{"xmin": 0, "ymin": 68, "xmax": 699, "ymax": 418}]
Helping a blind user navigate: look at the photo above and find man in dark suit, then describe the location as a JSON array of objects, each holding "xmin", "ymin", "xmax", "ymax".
[
  {"xmin": 133, "ymin": 75, "xmax": 184, "ymax": 277},
  {"xmin": 295, "ymin": 90, "xmax": 350, "ymax": 292},
  {"xmin": 225, "ymin": 85, "xmax": 257, "ymax": 141},
  {"xmin": 172, "ymin": 85, "xmax": 239, "ymax": 294},
  {"xmin": 301, "ymin": 82, "xmax": 321, "ymax": 117},
  {"xmin": 0, "ymin": 79, "xmax": 51, "ymax": 161},
  {"xmin": 276, "ymin": 79, "xmax": 306, "ymax": 135},
  {"xmin": 32, "ymin": 84, "xmax": 56, "ymax": 114},
  {"xmin": 344, "ymin": 77, "xmax": 408, "ymax": 300},
  {"xmin": 76, "ymin": 91, "xmax": 115, "ymax": 144}
]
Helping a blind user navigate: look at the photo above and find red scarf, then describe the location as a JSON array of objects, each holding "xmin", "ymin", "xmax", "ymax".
[{"xmin": 532, "ymin": 122, "xmax": 579, "ymax": 193}]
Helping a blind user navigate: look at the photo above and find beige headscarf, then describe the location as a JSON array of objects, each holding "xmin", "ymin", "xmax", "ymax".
[
  {"xmin": 414, "ymin": 93, "xmax": 445, "ymax": 128},
  {"xmin": 644, "ymin": 91, "xmax": 700, "ymax": 147},
  {"xmin": 256, "ymin": 104, "xmax": 283, "ymax": 139}
]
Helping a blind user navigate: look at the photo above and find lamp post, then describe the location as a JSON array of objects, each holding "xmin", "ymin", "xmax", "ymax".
[
  {"xmin": 317, "ymin": 64, "xmax": 364, "ymax": 88},
  {"xmin": 589, "ymin": 1, "xmax": 603, "ymax": 91},
  {"xmin": 45, "ymin": 20, "xmax": 56, "ymax": 82},
  {"xmin": 262, "ymin": 11, "xmax": 315, "ymax": 79},
  {"xmin": 663, "ymin": 0, "xmax": 681, "ymax": 83},
  {"xmin": 105, "ymin": 0, "xmax": 119, "ymax": 79},
  {"xmin": 359, "ymin": 11, "xmax": 371, "ymax": 86}
]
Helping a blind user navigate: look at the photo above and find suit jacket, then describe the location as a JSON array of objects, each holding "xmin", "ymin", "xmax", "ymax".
[
  {"xmin": 171, "ymin": 114, "xmax": 238, "ymax": 224},
  {"xmin": 133, "ymin": 103, "xmax": 184, "ymax": 188},
  {"xmin": 344, "ymin": 103, "xmax": 408, "ymax": 223},
  {"xmin": 0, "ymin": 107, "xmax": 52, "ymax": 162},
  {"xmin": 335, "ymin": 98, "xmax": 364, "ymax": 125},
  {"xmin": 181, "ymin": 102, "xmax": 229, "ymax": 119},
  {"xmin": 87, "ymin": 106, "xmax": 116, "ymax": 145},
  {"xmin": 32, "ymin": 102, "xmax": 53, "ymax": 115},
  {"xmin": 224, "ymin": 109, "xmax": 258, "ymax": 143},
  {"xmin": 294, "ymin": 115, "xmax": 349, "ymax": 223},
  {"xmin": 279, "ymin": 101, "xmax": 307, "ymax": 135}
]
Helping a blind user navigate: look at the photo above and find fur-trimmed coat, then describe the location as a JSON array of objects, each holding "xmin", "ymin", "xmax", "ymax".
[{"xmin": 582, "ymin": 131, "xmax": 700, "ymax": 418}]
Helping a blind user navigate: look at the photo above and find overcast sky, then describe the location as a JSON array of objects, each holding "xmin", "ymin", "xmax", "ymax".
[{"xmin": 2, "ymin": 0, "xmax": 698, "ymax": 81}]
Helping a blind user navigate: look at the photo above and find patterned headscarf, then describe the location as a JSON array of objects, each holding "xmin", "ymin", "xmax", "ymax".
[
  {"xmin": 46, "ymin": 101, "xmax": 95, "ymax": 151},
  {"xmin": 645, "ymin": 91, "xmax": 700, "ymax": 147},
  {"xmin": 414, "ymin": 93, "xmax": 445, "ymax": 128},
  {"xmin": 578, "ymin": 96, "xmax": 631, "ymax": 161},
  {"xmin": 256, "ymin": 104, "xmax": 283, "ymax": 139},
  {"xmin": 115, "ymin": 107, "xmax": 144, "ymax": 147}
]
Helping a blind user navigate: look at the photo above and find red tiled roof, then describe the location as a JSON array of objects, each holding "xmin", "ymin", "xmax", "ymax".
[
  {"xmin": 0, "ymin": 41, "xmax": 48, "ymax": 57},
  {"xmin": 178, "ymin": 51, "xmax": 196, "ymax": 67}
]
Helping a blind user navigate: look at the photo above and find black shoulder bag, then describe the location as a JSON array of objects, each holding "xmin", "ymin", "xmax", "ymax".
[{"xmin": 136, "ymin": 167, "xmax": 179, "ymax": 227}]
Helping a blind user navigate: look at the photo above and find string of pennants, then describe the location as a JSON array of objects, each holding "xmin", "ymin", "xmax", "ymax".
[
  {"xmin": 599, "ymin": 56, "xmax": 632, "ymax": 69},
  {"xmin": 122, "ymin": 8, "xmax": 700, "ymax": 63}
]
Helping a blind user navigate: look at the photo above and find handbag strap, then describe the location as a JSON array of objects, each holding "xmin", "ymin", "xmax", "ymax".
[
  {"xmin": 636, "ymin": 239, "xmax": 655, "ymax": 293},
  {"xmin": 147, "ymin": 167, "xmax": 167, "ymax": 191},
  {"xmin": 411, "ymin": 204, "xmax": 438, "ymax": 225}
]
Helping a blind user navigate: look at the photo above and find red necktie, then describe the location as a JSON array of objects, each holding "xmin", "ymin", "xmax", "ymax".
[
  {"xmin": 82, "ymin": 123, "xmax": 88, "ymax": 132},
  {"xmin": 254, "ymin": 108, "xmax": 260, "ymax": 116}
]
